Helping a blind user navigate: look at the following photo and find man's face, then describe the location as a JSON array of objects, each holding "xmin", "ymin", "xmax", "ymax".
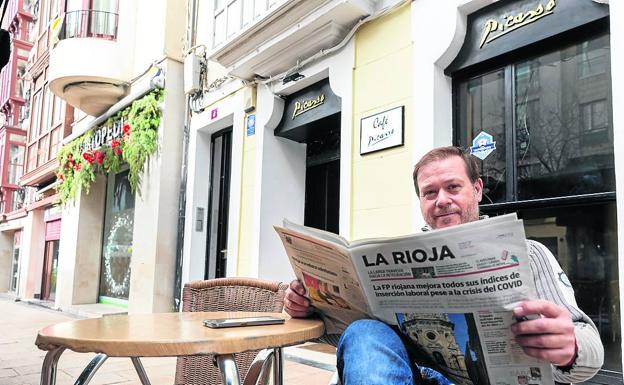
[{"xmin": 416, "ymin": 156, "xmax": 483, "ymax": 229}]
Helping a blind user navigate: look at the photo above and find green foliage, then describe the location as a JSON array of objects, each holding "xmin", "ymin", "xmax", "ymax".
[{"xmin": 56, "ymin": 89, "xmax": 164, "ymax": 205}]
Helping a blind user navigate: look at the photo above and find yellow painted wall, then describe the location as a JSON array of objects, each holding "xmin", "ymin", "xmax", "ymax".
[
  {"xmin": 236, "ymin": 103, "xmax": 257, "ymax": 277},
  {"xmin": 195, "ymin": 86, "xmax": 256, "ymax": 277},
  {"xmin": 351, "ymin": 2, "xmax": 414, "ymax": 240}
]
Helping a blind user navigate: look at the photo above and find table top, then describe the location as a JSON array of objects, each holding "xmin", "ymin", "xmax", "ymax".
[{"xmin": 35, "ymin": 312, "xmax": 325, "ymax": 357}]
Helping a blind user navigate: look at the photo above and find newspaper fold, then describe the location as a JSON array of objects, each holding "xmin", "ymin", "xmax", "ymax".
[{"xmin": 275, "ymin": 213, "xmax": 554, "ymax": 385}]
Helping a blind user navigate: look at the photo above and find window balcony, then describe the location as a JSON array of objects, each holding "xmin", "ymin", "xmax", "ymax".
[
  {"xmin": 48, "ymin": 9, "xmax": 132, "ymax": 116},
  {"xmin": 61, "ymin": 10, "xmax": 119, "ymax": 41}
]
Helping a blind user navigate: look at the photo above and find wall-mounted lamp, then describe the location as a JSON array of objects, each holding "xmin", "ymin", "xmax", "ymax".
[{"xmin": 283, "ymin": 72, "xmax": 305, "ymax": 84}]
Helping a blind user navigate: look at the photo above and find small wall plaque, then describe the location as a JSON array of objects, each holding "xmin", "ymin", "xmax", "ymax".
[{"xmin": 360, "ymin": 106, "xmax": 404, "ymax": 155}]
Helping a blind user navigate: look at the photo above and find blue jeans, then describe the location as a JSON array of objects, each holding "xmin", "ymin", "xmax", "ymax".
[{"xmin": 336, "ymin": 319, "xmax": 454, "ymax": 385}]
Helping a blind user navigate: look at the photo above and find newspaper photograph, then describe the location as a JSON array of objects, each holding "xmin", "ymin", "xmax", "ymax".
[
  {"xmin": 275, "ymin": 224, "xmax": 371, "ymax": 332},
  {"xmin": 275, "ymin": 214, "xmax": 555, "ymax": 385}
]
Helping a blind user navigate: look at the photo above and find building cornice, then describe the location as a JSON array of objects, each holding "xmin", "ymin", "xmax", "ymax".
[{"xmin": 208, "ymin": 0, "xmax": 375, "ymax": 80}]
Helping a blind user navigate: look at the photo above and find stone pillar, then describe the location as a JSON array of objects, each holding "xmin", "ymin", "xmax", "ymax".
[
  {"xmin": 128, "ymin": 60, "xmax": 184, "ymax": 313},
  {"xmin": 55, "ymin": 175, "xmax": 106, "ymax": 309}
]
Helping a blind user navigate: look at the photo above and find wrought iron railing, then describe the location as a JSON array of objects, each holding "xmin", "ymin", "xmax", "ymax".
[{"xmin": 61, "ymin": 10, "xmax": 119, "ymax": 40}]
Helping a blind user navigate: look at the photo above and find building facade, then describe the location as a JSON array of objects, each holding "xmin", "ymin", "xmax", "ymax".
[
  {"xmin": 0, "ymin": 0, "xmax": 34, "ymax": 296},
  {"xmin": 50, "ymin": 1, "xmax": 185, "ymax": 312},
  {"xmin": 48, "ymin": 0, "xmax": 185, "ymax": 313},
  {"xmin": 183, "ymin": 0, "xmax": 622, "ymax": 381},
  {"xmin": 16, "ymin": 0, "xmax": 75, "ymax": 304},
  {"xmin": 0, "ymin": 0, "xmax": 186, "ymax": 316}
]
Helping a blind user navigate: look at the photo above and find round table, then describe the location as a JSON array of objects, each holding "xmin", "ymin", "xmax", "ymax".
[{"xmin": 36, "ymin": 311, "xmax": 325, "ymax": 385}]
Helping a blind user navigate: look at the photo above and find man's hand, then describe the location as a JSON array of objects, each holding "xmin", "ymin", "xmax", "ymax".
[
  {"xmin": 511, "ymin": 299, "xmax": 577, "ymax": 366},
  {"xmin": 284, "ymin": 279, "xmax": 313, "ymax": 318}
]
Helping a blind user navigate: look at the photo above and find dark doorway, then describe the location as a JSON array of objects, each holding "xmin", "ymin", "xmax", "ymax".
[
  {"xmin": 304, "ymin": 114, "xmax": 340, "ymax": 234},
  {"xmin": 205, "ymin": 127, "xmax": 232, "ymax": 279}
]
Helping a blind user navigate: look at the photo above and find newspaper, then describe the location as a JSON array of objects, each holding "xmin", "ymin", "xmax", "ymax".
[{"xmin": 274, "ymin": 214, "xmax": 554, "ymax": 385}]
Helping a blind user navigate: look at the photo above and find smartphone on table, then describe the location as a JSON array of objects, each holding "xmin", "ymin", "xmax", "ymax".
[{"xmin": 203, "ymin": 315, "xmax": 285, "ymax": 328}]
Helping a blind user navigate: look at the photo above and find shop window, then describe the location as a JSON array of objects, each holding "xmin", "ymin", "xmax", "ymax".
[
  {"xmin": 515, "ymin": 60, "xmax": 540, "ymax": 94},
  {"xmin": 455, "ymin": 32, "xmax": 618, "ymax": 375},
  {"xmin": 456, "ymin": 33, "xmax": 613, "ymax": 202},
  {"xmin": 99, "ymin": 170, "xmax": 135, "ymax": 301},
  {"xmin": 457, "ymin": 69, "xmax": 506, "ymax": 204},
  {"xmin": 485, "ymin": 202, "xmax": 620, "ymax": 373}
]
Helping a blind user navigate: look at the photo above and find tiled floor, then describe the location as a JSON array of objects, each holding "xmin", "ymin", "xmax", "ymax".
[{"xmin": 0, "ymin": 297, "xmax": 335, "ymax": 385}]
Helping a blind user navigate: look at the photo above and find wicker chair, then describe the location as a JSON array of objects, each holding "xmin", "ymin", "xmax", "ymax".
[{"xmin": 174, "ymin": 277, "xmax": 289, "ymax": 385}]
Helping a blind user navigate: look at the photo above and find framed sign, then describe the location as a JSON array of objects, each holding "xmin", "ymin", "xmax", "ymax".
[{"xmin": 360, "ymin": 106, "xmax": 404, "ymax": 155}]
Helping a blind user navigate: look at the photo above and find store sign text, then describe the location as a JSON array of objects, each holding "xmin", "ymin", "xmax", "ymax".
[
  {"xmin": 80, "ymin": 119, "xmax": 124, "ymax": 153},
  {"xmin": 292, "ymin": 94, "xmax": 325, "ymax": 119},
  {"xmin": 479, "ymin": 0, "xmax": 556, "ymax": 48}
]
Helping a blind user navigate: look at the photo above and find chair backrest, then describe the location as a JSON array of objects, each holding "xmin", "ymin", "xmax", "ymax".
[{"xmin": 174, "ymin": 277, "xmax": 288, "ymax": 385}]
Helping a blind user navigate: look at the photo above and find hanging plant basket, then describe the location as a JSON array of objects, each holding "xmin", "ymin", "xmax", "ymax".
[{"xmin": 56, "ymin": 89, "xmax": 164, "ymax": 205}]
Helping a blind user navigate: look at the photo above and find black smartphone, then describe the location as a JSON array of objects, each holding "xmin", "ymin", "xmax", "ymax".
[{"xmin": 203, "ymin": 316, "xmax": 285, "ymax": 328}]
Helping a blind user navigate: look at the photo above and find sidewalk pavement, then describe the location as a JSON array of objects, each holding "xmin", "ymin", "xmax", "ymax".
[{"xmin": 0, "ymin": 297, "xmax": 335, "ymax": 385}]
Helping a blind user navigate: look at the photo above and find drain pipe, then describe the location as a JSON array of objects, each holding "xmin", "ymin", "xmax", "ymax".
[{"xmin": 173, "ymin": 0, "xmax": 199, "ymax": 311}]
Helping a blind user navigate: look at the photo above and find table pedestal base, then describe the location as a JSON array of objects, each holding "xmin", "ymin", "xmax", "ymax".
[{"xmin": 40, "ymin": 347, "xmax": 284, "ymax": 385}]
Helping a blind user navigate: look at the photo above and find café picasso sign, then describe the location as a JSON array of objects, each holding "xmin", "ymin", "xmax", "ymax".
[
  {"xmin": 79, "ymin": 118, "xmax": 125, "ymax": 153},
  {"xmin": 360, "ymin": 106, "xmax": 404, "ymax": 155},
  {"xmin": 274, "ymin": 79, "xmax": 340, "ymax": 142},
  {"xmin": 292, "ymin": 94, "xmax": 325, "ymax": 119},
  {"xmin": 480, "ymin": 0, "xmax": 556, "ymax": 48}
]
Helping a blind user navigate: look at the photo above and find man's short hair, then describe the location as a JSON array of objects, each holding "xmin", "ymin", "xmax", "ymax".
[{"xmin": 412, "ymin": 146, "xmax": 480, "ymax": 195}]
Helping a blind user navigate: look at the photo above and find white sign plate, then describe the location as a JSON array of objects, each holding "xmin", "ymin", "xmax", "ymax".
[{"xmin": 360, "ymin": 106, "xmax": 404, "ymax": 155}]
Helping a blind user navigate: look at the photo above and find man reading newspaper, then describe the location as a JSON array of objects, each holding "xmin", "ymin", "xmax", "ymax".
[{"xmin": 284, "ymin": 146, "xmax": 603, "ymax": 385}]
